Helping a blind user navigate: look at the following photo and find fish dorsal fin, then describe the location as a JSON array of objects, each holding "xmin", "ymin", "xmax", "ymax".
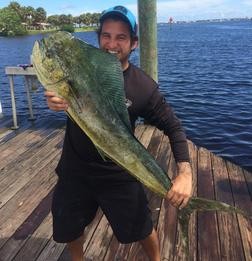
[{"xmin": 76, "ymin": 39, "xmax": 132, "ymax": 132}]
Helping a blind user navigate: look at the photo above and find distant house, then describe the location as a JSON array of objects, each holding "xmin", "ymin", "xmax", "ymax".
[
  {"xmin": 21, "ymin": 22, "xmax": 52, "ymax": 30},
  {"xmin": 21, "ymin": 22, "xmax": 28, "ymax": 29},
  {"xmin": 35, "ymin": 22, "xmax": 52, "ymax": 30}
]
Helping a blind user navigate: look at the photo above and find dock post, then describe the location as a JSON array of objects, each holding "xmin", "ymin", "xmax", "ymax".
[
  {"xmin": 137, "ymin": 0, "xmax": 158, "ymax": 82},
  {"xmin": 24, "ymin": 76, "xmax": 35, "ymax": 120},
  {"xmin": 8, "ymin": 75, "xmax": 19, "ymax": 129}
]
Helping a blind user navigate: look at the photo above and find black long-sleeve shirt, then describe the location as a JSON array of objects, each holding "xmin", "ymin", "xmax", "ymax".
[{"xmin": 56, "ymin": 63, "xmax": 189, "ymax": 180}]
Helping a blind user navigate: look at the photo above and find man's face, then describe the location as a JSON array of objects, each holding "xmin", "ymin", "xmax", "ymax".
[{"xmin": 99, "ymin": 19, "xmax": 138, "ymax": 70}]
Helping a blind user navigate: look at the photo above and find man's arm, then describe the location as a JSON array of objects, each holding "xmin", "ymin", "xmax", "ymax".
[{"xmin": 141, "ymin": 89, "xmax": 193, "ymax": 208}]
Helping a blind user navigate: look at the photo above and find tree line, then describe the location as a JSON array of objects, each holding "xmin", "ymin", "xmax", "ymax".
[{"xmin": 0, "ymin": 1, "xmax": 101, "ymax": 36}]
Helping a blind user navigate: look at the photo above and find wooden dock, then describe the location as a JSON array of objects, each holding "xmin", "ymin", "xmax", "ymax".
[{"xmin": 0, "ymin": 116, "xmax": 251, "ymax": 261}]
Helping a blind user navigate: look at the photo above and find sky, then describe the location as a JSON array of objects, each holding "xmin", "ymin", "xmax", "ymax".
[{"xmin": 0, "ymin": 0, "xmax": 252, "ymax": 22}]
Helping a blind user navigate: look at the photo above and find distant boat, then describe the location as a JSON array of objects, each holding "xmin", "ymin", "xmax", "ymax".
[
  {"xmin": 168, "ymin": 17, "xmax": 173, "ymax": 30},
  {"xmin": 168, "ymin": 17, "xmax": 173, "ymax": 24}
]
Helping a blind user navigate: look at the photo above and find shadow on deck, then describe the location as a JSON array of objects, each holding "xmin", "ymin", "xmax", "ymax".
[{"xmin": 0, "ymin": 116, "xmax": 251, "ymax": 261}]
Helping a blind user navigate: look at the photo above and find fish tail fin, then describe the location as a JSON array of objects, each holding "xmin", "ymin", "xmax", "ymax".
[
  {"xmin": 187, "ymin": 197, "xmax": 251, "ymax": 218},
  {"xmin": 177, "ymin": 197, "xmax": 251, "ymax": 258}
]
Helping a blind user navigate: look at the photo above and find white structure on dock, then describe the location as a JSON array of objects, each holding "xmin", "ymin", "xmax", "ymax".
[{"xmin": 5, "ymin": 66, "xmax": 37, "ymax": 128}]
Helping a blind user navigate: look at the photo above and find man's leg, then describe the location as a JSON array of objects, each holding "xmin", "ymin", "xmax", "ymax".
[
  {"xmin": 52, "ymin": 178, "xmax": 98, "ymax": 261},
  {"xmin": 67, "ymin": 234, "xmax": 85, "ymax": 261},
  {"xmin": 140, "ymin": 228, "xmax": 160, "ymax": 261}
]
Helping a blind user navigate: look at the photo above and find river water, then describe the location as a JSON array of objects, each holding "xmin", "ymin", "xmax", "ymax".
[{"xmin": 0, "ymin": 21, "xmax": 252, "ymax": 172}]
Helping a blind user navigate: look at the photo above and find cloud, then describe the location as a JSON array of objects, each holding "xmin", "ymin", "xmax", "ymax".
[
  {"xmin": 60, "ymin": 4, "xmax": 75, "ymax": 10},
  {"xmin": 56, "ymin": 4, "xmax": 76, "ymax": 15},
  {"xmin": 243, "ymin": 0, "xmax": 252, "ymax": 6}
]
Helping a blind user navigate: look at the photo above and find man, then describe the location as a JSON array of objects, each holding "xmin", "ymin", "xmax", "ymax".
[{"xmin": 45, "ymin": 6, "xmax": 192, "ymax": 261}]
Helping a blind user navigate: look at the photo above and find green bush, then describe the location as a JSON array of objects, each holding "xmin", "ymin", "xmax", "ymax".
[
  {"xmin": 59, "ymin": 24, "xmax": 74, "ymax": 33},
  {"xmin": 0, "ymin": 7, "xmax": 27, "ymax": 36}
]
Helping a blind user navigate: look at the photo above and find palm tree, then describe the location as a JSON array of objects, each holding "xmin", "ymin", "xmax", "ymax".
[
  {"xmin": 47, "ymin": 15, "xmax": 60, "ymax": 27},
  {"xmin": 23, "ymin": 6, "xmax": 35, "ymax": 28},
  {"xmin": 59, "ymin": 14, "xmax": 72, "ymax": 25},
  {"xmin": 8, "ymin": 1, "xmax": 22, "ymax": 16},
  {"xmin": 91, "ymin": 13, "xmax": 101, "ymax": 26},
  {"xmin": 34, "ymin": 7, "xmax": 47, "ymax": 24},
  {"xmin": 73, "ymin": 16, "xmax": 82, "ymax": 28}
]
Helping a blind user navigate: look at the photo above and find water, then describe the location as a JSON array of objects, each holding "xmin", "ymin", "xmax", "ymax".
[
  {"xmin": 157, "ymin": 21, "xmax": 252, "ymax": 172},
  {"xmin": 0, "ymin": 21, "xmax": 251, "ymax": 172}
]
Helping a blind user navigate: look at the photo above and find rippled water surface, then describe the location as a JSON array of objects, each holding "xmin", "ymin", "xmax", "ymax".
[{"xmin": 0, "ymin": 21, "xmax": 252, "ymax": 171}]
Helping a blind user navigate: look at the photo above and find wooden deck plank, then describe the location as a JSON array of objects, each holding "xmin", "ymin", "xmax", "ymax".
[
  {"xmin": 0, "ymin": 116, "xmax": 63, "ymax": 147},
  {"xmin": 157, "ymin": 138, "xmax": 177, "ymax": 261},
  {"xmin": 137, "ymin": 125, "xmax": 155, "ymax": 148},
  {"xmin": 243, "ymin": 169, "xmax": 252, "ymax": 199},
  {"xmin": 238, "ymin": 217, "xmax": 252, "ymax": 261},
  {"xmin": 187, "ymin": 140, "xmax": 198, "ymax": 261},
  {"xmin": 35, "ymin": 238, "xmax": 65, "ymax": 261},
  {"xmin": 170, "ymin": 158, "xmax": 187, "ymax": 261},
  {"xmin": 226, "ymin": 162, "xmax": 252, "ymax": 216},
  {"xmin": 0, "ymin": 116, "xmax": 24, "ymax": 141},
  {"xmin": 143, "ymin": 128, "xmax": 165, "ymax": 227},
  {"xmin": 197, "ymin": 147, "xmax": 221, "ymax": 261},
  {"xmin": 0, "ymin": 134, "xmax": 63, "ymax": 209},
  {"xmin": 212, "ymin": 154, "xmax": 245, "ymax": 261},
  {"xmin": 0, "ymin": 190, "xmax": 53, "ymax": 261},
  {"xmin": 226, "ymin": 162, "xmax": 252, "ymax": 261},
  {"xmin": 0, "ymin": 120, "xmax": 64, "ymax": 170},
  {"xmin": 12, "ymin": 214, "xmax": 52, "ymax": 261},
  {"xmin": 0, "ymin": 167, "xmax": 57, "ymax": 248}
]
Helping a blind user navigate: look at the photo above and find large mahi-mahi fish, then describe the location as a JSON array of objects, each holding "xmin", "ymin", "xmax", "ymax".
[
  {"xmin": 32, "ymin": 31, "xmax": 170, "ymax": 196},
  {"xmin": 32, "ymin": 31, "xmax": 251, "ymax": 255}
]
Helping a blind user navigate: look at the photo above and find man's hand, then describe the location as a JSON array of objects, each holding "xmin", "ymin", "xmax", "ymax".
[
  {"xmin": 44, "ymin": 91, "xmax": 68, "ymax": 111},
  {"xmin": 166, "ymin": 161, "xmax": 192, "ymax": 209}
]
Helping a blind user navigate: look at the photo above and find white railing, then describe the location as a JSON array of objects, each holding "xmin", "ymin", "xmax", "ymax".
[{"xmin": 5, "ymin": 66, "xmax": 37, "ymax": 129}]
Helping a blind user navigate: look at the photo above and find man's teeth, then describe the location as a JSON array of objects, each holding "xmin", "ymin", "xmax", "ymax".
[{"xmin": 108, "ymin": 50, "xmax": 118, "ymax": 54}]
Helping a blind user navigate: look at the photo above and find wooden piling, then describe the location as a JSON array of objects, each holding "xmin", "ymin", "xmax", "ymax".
[{"xmin": 137, "ymin": 0, "xmax": 158, "ymax": 82}]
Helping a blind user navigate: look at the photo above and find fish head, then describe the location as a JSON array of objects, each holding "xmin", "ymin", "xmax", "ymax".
[{"xmin": 32, "ymin": 31, "xmax": 75, "ymax": 98}]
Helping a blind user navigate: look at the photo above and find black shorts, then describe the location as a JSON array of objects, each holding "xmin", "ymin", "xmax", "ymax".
[{"xmin": 51, "ymin": 174, "xmax": 153, "ymax": 244}]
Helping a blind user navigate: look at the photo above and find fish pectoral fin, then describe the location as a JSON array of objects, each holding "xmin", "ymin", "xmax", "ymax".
[{"xmin": 95, "ymin": 146, "xmax": 108, "ymax": 162}]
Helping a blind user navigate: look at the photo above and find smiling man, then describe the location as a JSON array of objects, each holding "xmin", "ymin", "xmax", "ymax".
[{"xmin": 45, "ymin": 5, "xmax": 192, "ymax": 261}]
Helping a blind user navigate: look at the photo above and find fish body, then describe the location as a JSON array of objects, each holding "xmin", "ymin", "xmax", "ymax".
[{"xmin": 32, "ymin": 31, "xmax": 171, "ymax": 196}]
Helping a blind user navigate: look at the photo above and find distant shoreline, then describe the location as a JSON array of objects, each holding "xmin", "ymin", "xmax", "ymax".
[
  {"xmin": 165, "ymin": 17, "xmax": 252, "ymax": 24},
  {"xmin": 27, "ymin": 26, "xmax": 97, "ymax": 35}
]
